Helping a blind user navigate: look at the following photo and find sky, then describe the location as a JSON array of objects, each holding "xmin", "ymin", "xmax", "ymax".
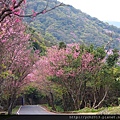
[{"xmin": 58, "ymin": 0, "xmax": 120, "ymax": 22}]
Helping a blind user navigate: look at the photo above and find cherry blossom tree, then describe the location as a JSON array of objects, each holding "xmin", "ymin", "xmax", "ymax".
[
  {"xmin": 27, "ymin": 58, "xmax": 58, "ymax": 110},
  {"xmin": 32, "ymin": 44, "xmax": 102, "ymax": 110},
  {"xmin": 28, "ymin": 42, "xmax": 120, "ymax": 110},
  {"xmin": 0, "ymin": 15, "xmax": 38, "ymax": 114},
  {"xmin": 0, "ymin": 0, "xmax": 67, "ymax": 22}
]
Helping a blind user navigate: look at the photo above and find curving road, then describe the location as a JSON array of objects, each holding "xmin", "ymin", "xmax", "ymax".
[{"xmin": 17, "ymin": 105, "xmax": 55, "ymax": 115}]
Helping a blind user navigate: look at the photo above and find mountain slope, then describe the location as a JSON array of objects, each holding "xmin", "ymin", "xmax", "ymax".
[{"xmin": 25, "ymin": 0, "xmax": 120, "ymax": 49}]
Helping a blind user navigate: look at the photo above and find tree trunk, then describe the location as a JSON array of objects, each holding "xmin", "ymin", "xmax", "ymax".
[
  {"xmin": 80, "ymin": 81, "xmax": 86, "ymax": 109},
  {"xmin": 76, "ymin": 94, "xmax": 81, "ymax": 110},
  {"xmin": 70, "ymin": 93, "xmax": 80, "ymax": 110},
  {"xmin": 62, "ymin": 94, "xmax": 67, "ymax": 111},
  {"xmin": 7, "ymin": 93, "xmax": 17, "ymax": 115},
  {"xmin": 50, "ymin": 92, "xmax": 56, "ymax": 111},
  {"xmin": 8, "ymin": 99, "xmax": 17, "ymax": 115},
  {"xmin": 94, "ymin": 89, "xmax": 108, "ymax": 109},
  {"xmin": 92, "ymin": 92, "xmax": 97, "ymax": 108},
  {"xmin": 8, "ymin": 103, "xmax": 13, "ymax": 115},
  {"xmin": 46, "ymin": 95, "xmax": 51, "ymax": 106}
]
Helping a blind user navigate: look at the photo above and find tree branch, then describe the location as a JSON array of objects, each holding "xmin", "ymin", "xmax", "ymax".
[
  {"xmin": 14, "ymin": 3, "xmax": 68, "ymax": 17},
  {"xmin": 0, "ymin": 0, "xmax": 69, "ymax": 22},
  {"xmin": 93, "ymin": 86, "xmax": 109, "ymax": 109}
]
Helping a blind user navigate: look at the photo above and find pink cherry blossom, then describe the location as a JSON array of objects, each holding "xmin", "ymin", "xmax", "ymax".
[
  {"xmin": 0, "ymin": 15, "xmax": 39, "ymax": 114},
  {"xmin": 32, "ymin": 10, "xmax": 37, "ymax": 17},
  {"xmin": 1, "ymin": 39, "xmax": 6, "ymax": 43},
  {"xmin": 42, "ymin": 10, "xmax": 46, "ymax": 14}
]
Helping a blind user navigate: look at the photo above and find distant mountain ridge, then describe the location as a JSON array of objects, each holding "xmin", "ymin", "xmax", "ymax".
[
  {"xmin": 105, "ymin": 21, "xmax": 120, "ymax": 28},
  {"xmin": 25, "ymin": 0, "xmax": 120, "ymax": 49}
]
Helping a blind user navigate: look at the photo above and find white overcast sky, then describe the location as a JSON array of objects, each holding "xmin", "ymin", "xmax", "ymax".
[{"xmin": 58, "ymin": 0, "xmax": 120, "ymax": 22}]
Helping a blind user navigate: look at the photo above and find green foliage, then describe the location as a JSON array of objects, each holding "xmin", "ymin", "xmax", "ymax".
[
  {"xmin": 32, "ymin": 41, "xmax": 41, "ymax": 50},
  {"xmin": 59, "ymin": 42, "xmax": 66, "ymax": 49},
  {"xmin": 106, "ymin": 51, "xmax": 119, "ymax": 67},
  {"xmin": 44, "ymin": 31, "xmax": 57, "ymax": 45},
  {"xmin": 47, "ymin": 76, "xmax": 61, "ymax": 83},
  {"xmin": 94, "ymin": 47, "xmax": 106, "ymax": 59},
  {"xmin": 24, "ymin": 86, "xmax": 45, "ymax": 104},
  {"xmin": 0, "ymin": 71, "xmax": 9, "ymax": 79},
  {"xmin": 85, "ymin": 44, "xmax": 94, "ymax": 53},
  {"xmin": 25, "ymin": 86, "xmax": 41, "ymax": 98},
  {"xmin": 55, "ymin": 105, "xmax": 64, "ymax": 112},
  {"xmin": 42, "ymin": 104, "xmax": 64, "ymax": 112},
  {"xmin": 26, "ymin": 26, "xmax": 56, "ymax": 55},
  {"xmin": 41, "ymin": 104, "xmax": 53, "ymax": 112},
  {"xmin": 118, "ymin": 98, "xmax": 120, "ymax": 105}
]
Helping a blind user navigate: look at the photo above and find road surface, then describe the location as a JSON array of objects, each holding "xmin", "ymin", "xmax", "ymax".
[{"xmin": 17, "ymin": 105, "xmax": 55, "ymax": 115}]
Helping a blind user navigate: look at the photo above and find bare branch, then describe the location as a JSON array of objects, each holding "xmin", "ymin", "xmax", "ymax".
[{"xmin": 44, "ymin": 0, "xmax": 49, "ymax": 10}]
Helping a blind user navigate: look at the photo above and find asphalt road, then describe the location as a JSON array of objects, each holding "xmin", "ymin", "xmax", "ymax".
[{"xmin": 17, "ymin": 105, "xmax": 55, "ymax": 115}]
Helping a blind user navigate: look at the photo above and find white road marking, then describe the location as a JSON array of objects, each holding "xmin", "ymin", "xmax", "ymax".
[{"xmin": 16, "ymin": 105, "xmax": 22, "ymax": 115}]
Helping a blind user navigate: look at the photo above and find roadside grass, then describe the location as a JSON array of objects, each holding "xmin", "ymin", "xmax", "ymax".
[
  {"xmin": 72, "ymin": 107, "xmax": 105, "ymax": 113},
  {"xmin": 67, "ymin": 106, "xmax": 120, "ymax": 114},
  {"xmin": 106, "ymin": 106, "xmax": 120, "ymax": 114},
  {"xmin": 40, "ymin": 104, "xmax": 64, "ymax": 112},
  {"xmin": 39, "ymin": 104, "xmax": 120, "ymax": 114},
  {"xmin": 40, "ymin": 104, "xmax": 53, "ymax": 112},
  {"xmin": 12, "ymin": 106, "xmax": 20, "ymax": 115},
  {"xmin": 0, "ymin": 106, "xmax": 20, "ymax": 115},
  {"xmin": 55, "ymin": 105, "xmax": 64, "ymax": 112},
  {"xmin": 41, "ymin": 104, "xmax": 103, "ymax": 113}
]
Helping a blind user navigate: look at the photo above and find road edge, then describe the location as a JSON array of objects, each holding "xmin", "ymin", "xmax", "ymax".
[
  {"xmin": 16, "ymin": 105, "xmax": 22, "ymax": 115},
  {"xmin": 39, "ymin": 105, "xmax": 56, "ymax": 114}
]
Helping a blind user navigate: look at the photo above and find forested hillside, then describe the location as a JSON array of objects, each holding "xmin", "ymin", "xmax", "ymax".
[
  {"xmin": 26, "ymin": 26, "xmax": 57, "ymax": 55},
  {"xmin": 25, "ymin": 0, "xmax": 120, "ymax": 49}
]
